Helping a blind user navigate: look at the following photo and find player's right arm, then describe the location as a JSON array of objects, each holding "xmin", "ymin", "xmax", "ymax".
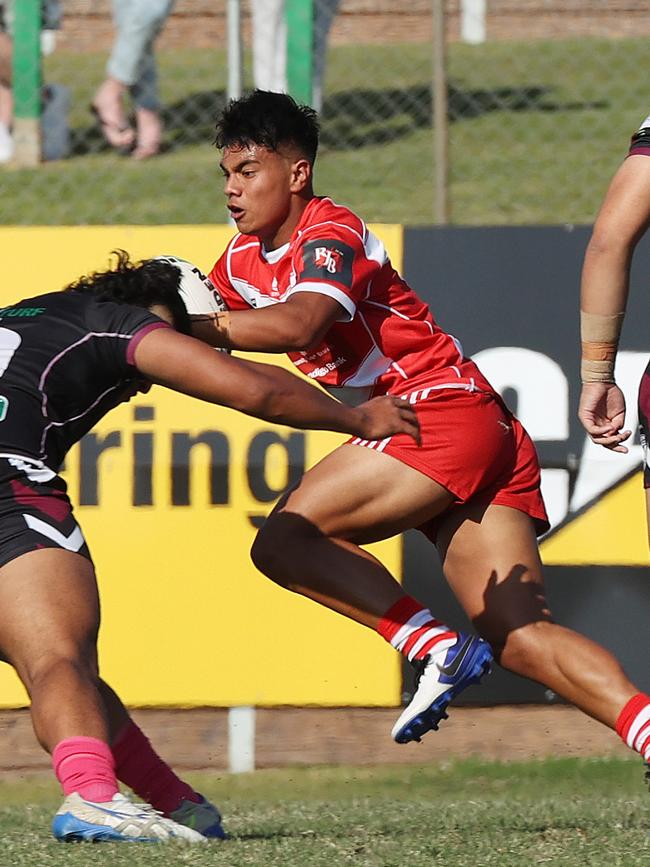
[
  {"xmin": 579, "ymin": 146, "xmax": 650, "ymax": 453},
  {"xmin": 192, "ymin": 226, "xmax": 373, "ymax": 353},
  {"xmin": 133, "ymin": 326, "xmax": 420, "ymax": 442},
  {"xmin": 189, "ymin": 247, "xmax": 339, "ymax": 353},
  {"xmin": 191, "ymin": 291, "xmax": 343, "ymax": 353}
]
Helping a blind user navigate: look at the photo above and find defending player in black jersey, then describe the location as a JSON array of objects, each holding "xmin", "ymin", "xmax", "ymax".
[{"xmin": 0, "ymin": 251, "xmax": 418, "ymax": 843}]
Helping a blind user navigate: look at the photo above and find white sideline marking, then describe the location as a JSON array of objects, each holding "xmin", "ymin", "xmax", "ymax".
[{"xmin": 228, "ymin": 706, "xmax": 255, "ymax": 773}]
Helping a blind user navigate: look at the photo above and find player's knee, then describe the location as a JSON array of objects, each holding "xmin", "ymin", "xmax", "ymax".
[
  {"xmin": 496, "ymin": 621, "xmax": 553, "ymax": 679},
  {"xmin": 250, "ymin": 518, "xmax": 291, "ymax": 585},
  {"xmin": 20, "ymin": 647, "xmax": 99, "ymax": 696}
]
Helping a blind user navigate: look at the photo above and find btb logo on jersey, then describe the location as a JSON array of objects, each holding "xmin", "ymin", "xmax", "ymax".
[
  {"xmin": 313, "ymin": 246, "xmax": 342, "ymax": 274},
  {"xmin": 302, "ymin": 238, "xmax": 354, "ymax": 288}
]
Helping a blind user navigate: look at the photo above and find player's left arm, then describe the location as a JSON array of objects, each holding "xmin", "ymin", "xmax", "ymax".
[
  {"xmin": 132, "ymin": 327, "xmax": 420, "ymax": 442},
  {"xmin": 579, "ymin": 153, "xmax": 650, "ymax": 451},
  {"xmin": 581, "ymin": 154, "xmax": 650, "ymax": 319}
]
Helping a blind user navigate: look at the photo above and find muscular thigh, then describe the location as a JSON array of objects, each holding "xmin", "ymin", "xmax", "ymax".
[
  {"xmin": 436, "ymin": 500, "xmax": 552, "ymax": 647},
  {"xmin": 278, "ymin": 389, "xmax": 523, "ymax": 544},
  {"xmin": 0, "ymin": 548, "xmax": 100, "ymax": 678},
  {"xmin": 278, "ymin": 443, "xmax": 455, "ymax": 544}
]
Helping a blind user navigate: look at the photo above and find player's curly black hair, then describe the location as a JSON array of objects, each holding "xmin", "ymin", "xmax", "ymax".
[
  {"xmin": 215, "ymin": 89, "xmax": 319, "ymax": 164},
  {"xmin": 63, "ymin": 250, "xmax": 191, "ymax": 335}
]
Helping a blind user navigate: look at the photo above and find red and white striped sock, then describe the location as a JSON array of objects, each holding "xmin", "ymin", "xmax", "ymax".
[
  {"xmin": 616, "ymin": 693, "xmax": 650, "ymax": 760},
  {"xmin": 377, "ymin": 596, "xmax": 457, "ymax": 662}
]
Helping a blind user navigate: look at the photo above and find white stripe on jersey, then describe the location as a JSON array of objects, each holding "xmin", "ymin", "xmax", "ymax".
[
  {"xmin": 2, "ymin": 454, "xmax": 56, "ymax": 481},
  {"xmin": 340, "ymin": 344, "xmax": 393, "ymax": 388},
  {"xmin": 299, "ymin": 202, "xmax": 388, "ymax": 266},
  {"xmin": 398, "ymin": 381, "xmax": 481, "ymax": 404},
  {"xmin": 365, "ymin": 299, "xmax": 434, "ymax": 336},
  {"xmin": 287, "ymin": 282, "xmax": 356, "ymax": 321}
]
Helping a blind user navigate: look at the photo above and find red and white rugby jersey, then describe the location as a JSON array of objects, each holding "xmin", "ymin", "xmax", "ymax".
[{"xmin": 210, "ymin": 196, "xmax": 491, "ymax": 401}]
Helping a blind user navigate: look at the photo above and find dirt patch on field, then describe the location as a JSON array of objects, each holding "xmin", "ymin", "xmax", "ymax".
[{"xmin": 0, "ymin": 705, "xmax": 628, "ymax": 771}]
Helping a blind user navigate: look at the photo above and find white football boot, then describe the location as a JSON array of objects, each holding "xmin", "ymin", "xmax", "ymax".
[
  {"xmin": 391, "ymin": 633, "xmax": 493, "ymax": 744},
  {"xmin": 52, "ymin": 791, "xmax": 207, "ymax": 843}
]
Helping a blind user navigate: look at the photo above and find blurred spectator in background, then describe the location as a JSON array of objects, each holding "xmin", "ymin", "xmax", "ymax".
[
  {"xmin": 92, "ymin": 0, "xmax": 176, "ymax": 160},
  {"xmin": 251, "ymin": 0, "xmax": 339, "ymax": 111},
  {"xmin": 0, "ymin": 0, "xmax": 62, "ymax": 163},
  {"xmin": 0, "ymin": 7, "xmax": 11, "ymax": 162}
]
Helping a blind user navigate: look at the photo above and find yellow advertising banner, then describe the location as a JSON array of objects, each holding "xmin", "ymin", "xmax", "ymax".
[
  {"xmin": 0, "ymin": 224, "xmax": 404, "ymax": 708},
  {"xmin": 541, "ymin": 470, "xmax": 649, "ymax": 566}
]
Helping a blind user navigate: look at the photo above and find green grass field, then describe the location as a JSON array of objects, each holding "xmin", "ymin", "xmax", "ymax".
[
  {"xmin": 0, "ymin": 38, "xmax": 647, "ymax": 225},
  {"xmin": 0, "ymin": 757, "xmax": 648, "ymax": 866}
]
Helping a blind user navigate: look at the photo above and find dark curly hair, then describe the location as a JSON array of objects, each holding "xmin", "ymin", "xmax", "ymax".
[
  {"xmin": 215, "ymin": 89, "xmax": 319, "ymax": 164},
  {"xmin": 64, "ymin": 250, "xmax": 191, "ymax": 335}
]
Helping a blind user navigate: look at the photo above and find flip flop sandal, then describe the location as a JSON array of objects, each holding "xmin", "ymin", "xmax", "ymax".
[{"xmin": 90, "ymin": 104, "xmax": 135, "ymax": 153}]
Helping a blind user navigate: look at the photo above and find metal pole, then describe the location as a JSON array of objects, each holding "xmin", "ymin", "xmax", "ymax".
[
  {"xmin": 227, "ymin": 0, "xmax": 243, "ymax": 101},
  {"xmin": 432, "ymin": 0, "xmax": 449, "ymax": 224},
  {"xmin": 12, "ymin": 0, "xmax": 41, "ymax": 166}
]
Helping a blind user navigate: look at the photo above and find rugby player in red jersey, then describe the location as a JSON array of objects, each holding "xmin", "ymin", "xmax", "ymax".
[
  {"xmin": 191, "ymin": 89, "xmax": 650, "ymax": 760},
  {"xmin": 0, "ymin": 252, "xmax": 416, "ymax": 842}
]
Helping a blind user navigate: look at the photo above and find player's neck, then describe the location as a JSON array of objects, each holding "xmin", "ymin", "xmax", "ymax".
[{"xmin": 261, "ymin": 193, "xmax": 314, "ymax": 251}]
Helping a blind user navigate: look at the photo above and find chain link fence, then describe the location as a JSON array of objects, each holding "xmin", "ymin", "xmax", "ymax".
[{"xmin": 1, "ymin": 0, "xmax": 650, "ymax": 225}]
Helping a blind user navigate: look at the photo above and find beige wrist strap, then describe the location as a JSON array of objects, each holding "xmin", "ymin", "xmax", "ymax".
[{"xmin": 580, "ymin": 311, "xmax": 624, "ymax": 383}]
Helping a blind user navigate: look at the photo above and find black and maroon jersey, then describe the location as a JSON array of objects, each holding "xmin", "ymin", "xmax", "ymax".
[
  {"xmin": 210, "ymin": 196, "xmax": 494, "ymax": 403},
  {"xmin": 0, "ymin": 290, "xmax": 168, "ymax": 469}
]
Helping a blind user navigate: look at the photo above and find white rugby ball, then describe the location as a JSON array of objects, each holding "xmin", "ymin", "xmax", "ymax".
[{"xmin": 154, "ymin": 255, "xmax": 228, "ymax": 316}]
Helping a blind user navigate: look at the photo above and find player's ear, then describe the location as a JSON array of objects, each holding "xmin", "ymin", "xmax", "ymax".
[{"xmin": 290, "ymin": 158, "xmax": 312, "ymax": 193}]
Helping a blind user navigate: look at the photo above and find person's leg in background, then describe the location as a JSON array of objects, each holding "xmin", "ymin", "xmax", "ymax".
[
  {"xmin": 311, "ymin": 0, "xmax": 339, "ymax": 112},
  {"xmin": 92, "ymin": 0, "xmax": 135, "ymax": 151},
  {"xmin": 127, "ymin": 0, "xmax": 176, "ymax": 159},
  {"xmin": 252, "ymin": 0, "xmax": 287, "ymax": 92},
  {"xmin": 93, "ymin": 0, "xmax": 175, "ymax": 155},
  {"xmin": 0, "ymin": 22, "xmax": 13, "ymax": 161}
]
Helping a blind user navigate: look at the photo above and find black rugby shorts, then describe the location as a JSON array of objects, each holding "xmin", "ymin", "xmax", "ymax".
[{"xmin": 0, "ymin": 455, "xmax": 92, "ymax": 568}]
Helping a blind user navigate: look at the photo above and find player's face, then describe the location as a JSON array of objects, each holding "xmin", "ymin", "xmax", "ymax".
[{"xmin": 220, "ymin": 144, "xmax": 310, "ymax": 248}]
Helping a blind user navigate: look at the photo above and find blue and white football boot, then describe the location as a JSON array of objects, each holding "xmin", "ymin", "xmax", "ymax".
[
  {"xmin": 168, "ymin": 794, "xmax": 227, "ymax": 839},
  {"xmin": 391, "ymin": 633, "xmax": 493, "ymax": 744},
  {"xmin": 52, "ymin": 792, "xmax": 207, "ymax": 843}
]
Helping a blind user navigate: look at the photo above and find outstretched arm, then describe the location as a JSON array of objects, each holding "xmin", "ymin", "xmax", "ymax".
[
  {"xmin": 579, "ymin": 154, "xmax": 650, "ymax": 452},
  {"xmin": 133, "ymin": 327, "xmax": 420, "ymax": 442}
]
